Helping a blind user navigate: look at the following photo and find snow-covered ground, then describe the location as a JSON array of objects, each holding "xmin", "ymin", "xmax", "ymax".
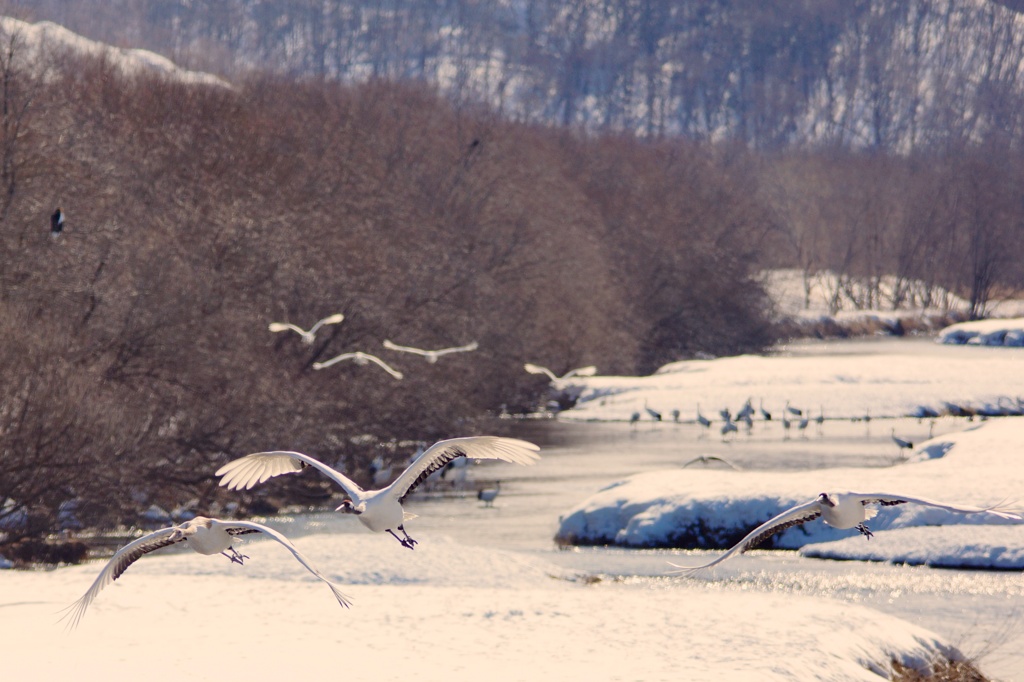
[
  {"xmin": 0, "ymin": 531, "xmax": 966, "ymax": 682},
  {"xmin": 765, "ymin": 268, "xmax": 1024, "ymax": 324},
  {"xmin": 937, "ymin": 318, "xmax": 1024, "ymax": 347},
  {"xmin": 556, "ymin": 418, "xmax": 1024, "ymax": 565},
  {"xmin": 557, "ymin": 337, "xmax": 1023, "ymax": 422},
  {"xmin": 4, "ymin": 338, "xmax": 1024, "ymax": 680}
]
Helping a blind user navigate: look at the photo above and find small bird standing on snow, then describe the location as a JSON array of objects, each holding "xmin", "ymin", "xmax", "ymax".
[
  {"xmin": 217, "ymin": 437, "xmax": 540, "ymax": 549},
  {"xmin": 670, "ymin": 492, "xmax": 1021, "ymax": 573},
  {"xmin": 62, "ymin": 516, "xmax": 351, "ymax": 628},
  {"xmin": 477, "ymin": 481, "xmax": 501, "ymax": 507},
  {"xmin": 268, "ymin": 313, "xmax": 345, "ymax": 345},
  {"xmin": 50, "ymin": 207, "xmax": 65, "ymax": 238}
]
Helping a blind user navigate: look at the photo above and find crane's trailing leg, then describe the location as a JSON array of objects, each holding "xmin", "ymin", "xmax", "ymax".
[
  {"xmin": 400, "ymin": 525, "xmax": 418, "ymax": 549},
  {"xmin": 222, "ymin": 547, "xmax": 249, "ymax": 565},
  {"xmin": 388, "ymin": 528, "xmax": 417, "ymax": 549},
  {"xmin": 856, "ymin": 524, "xmax": 873, "ymax": 539}
]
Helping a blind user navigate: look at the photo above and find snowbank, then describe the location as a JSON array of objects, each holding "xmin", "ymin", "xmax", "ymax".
[
  {"xmin": 0, "ymin": 531, "xmax": 966, "ymax": 681},
  {"xmin": 558, "ymin": 343, "xmax": 1024, "ymax": 422},
  {"xmin": 937, "ymin": 317, "xmax": 1024, "ymax": 347},
  {"xmin": 800, "ymin": 525, "xmax": 1024, "ymax": 569},
  {"xmin": 556, "ymin": 419, "xmax": 1024, "ymax": 568}
]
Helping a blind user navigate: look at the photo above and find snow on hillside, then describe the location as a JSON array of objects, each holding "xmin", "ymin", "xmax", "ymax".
[
  {"xmin": 765, "ymin": 269, "xmax": 1024, "ymax": 334},
  {"xmin": 0, "ymin": 531, "xmax": 967, "ymax": 681},
  {"xmin": 937, "ymin": 317, "xmax": 1024, "ymax": 346},
  {"xmin": 555, "ymin": 419, "xmax": 1024, "ymax": 568},
  {"xmin": 0, "ymin": 16, "xmax": 229, "ymax": 87}
]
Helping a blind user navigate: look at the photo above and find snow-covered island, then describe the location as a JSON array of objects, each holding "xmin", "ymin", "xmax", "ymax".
[
  {"xmin": 556, "ymin": 417, "xmax": 1024, "ymax": 569},
  {"xmin": 937, "ymin": 317, "xmax": 1024, "ymax": 347}
]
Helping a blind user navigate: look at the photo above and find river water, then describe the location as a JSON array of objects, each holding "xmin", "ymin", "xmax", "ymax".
[{"xmin": 277, "ymin": 337, "xmax": 1024, "ymax": 679}]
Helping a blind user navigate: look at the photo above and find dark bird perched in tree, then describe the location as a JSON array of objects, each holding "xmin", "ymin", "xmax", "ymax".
[{"xmin": 50, "ymin": 207, "xmax": 64, "ymax": 237}]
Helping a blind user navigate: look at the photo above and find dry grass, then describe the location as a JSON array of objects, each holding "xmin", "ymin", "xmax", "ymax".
[{"xmin": 889, "ymin": 656, "xmax": 989, "ymax": 682}]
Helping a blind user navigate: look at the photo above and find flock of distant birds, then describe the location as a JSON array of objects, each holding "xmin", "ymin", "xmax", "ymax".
[
  {"xmin": 630, "ymin": 396, "xmax": 918, "ymax": 456},
  {"xmin": 61, "ymin": 312, "xmax": 1019, "ymax": 627},
  {"xmin": 61, "ymin": 311, "xmax": 582, "ymax": 627}
]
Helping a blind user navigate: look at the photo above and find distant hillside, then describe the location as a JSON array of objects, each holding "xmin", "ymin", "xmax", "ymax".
[
  {"xmin": 0, "ymin": 16, "xmax": 228, "ymax": 86},
  {"xmin": 6, "ymin": 0, "xmax": 1024, "ymax": 150}
]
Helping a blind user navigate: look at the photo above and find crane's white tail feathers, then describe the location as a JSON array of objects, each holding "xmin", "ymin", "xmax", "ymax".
[{"xmin": 216, "ymin": 453, "xmax": 305, "ymax": 491}]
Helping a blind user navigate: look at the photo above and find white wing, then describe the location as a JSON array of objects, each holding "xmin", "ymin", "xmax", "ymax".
[
  {"xmin": 307, "ymin": 313, "xmax": 345, "ymax": 335},
  {"xmin": 268, "ymin": 322, "xmax": 308, "ymax": 336},
  {"xmin": 524, "ymin": 363, "xmax": 557, "ymax": 381},
  {"xmin": 386, "ymin": 436, "xmax": 540, "ymax": 502},
  {"xmin": 433, "ymin": 341, "xmax": 479, "ymax": 355},
  {"xmin": 358, "ymin": 353, "xmax": 404, "ymax": 379},
  {"xmin": 312, "ymin": 352, "xmax": 359, "ymax": 370},
  {"xmin": 669, "ymin": 499, "xmax": 823, "ymax": 574},
  {"xmin": 382, "ymin": 340, "xmax": 429, "ymax": 356},
  {"xmin": 564, "ymin": 365, "xmax": 597, "ymax": 378},
  {"xmin": 212, "ymin": 519, "xmax": 351, "ymax": 608},
  {"xmin": 849, "ymin": 492, "xmax": 1022, "ymax": 520},
  {"xmin": 314, "ymin": 352, "xmax": 403, "ymax": 379},
  {"xmin": 61, "ymin": 526, "xmax": 185, "ymax": 629},
  {"xmin": 216, "ymin": 451, "xmax": 365, "ymax": 499}
]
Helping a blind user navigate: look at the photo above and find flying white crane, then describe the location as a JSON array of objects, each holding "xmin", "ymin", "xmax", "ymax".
[
  {"xmin": 268, "ymin": 313, "xmax": 345, "ymax": 345},
  {"xmin": 62, "ymin": 516, "xmax": 351, "ymax": 628},
  {"xmin": 477, "ymin": 481, "xmax": 501, "ymax": 507},
  {"xmin": 217, "ymin": 437, "xmax": 540, "ymax": 549},
  {"xmin": 682, "ymin": 455, "xmax": 741, "ymax": 470},
  {"xmin": 382, "ymin": 339, "xmax": 479, "ymax": 363},
  {"xmin": 670, "ymin": 492, "xmax": 1021, "ymax": 573},
  {"xmin": 313, "ymin": 351, "xmax": 403, "ymax": 379},
  {"xmin": 523, "ymin": 363, "xmax": 597, "ymax": 382}
]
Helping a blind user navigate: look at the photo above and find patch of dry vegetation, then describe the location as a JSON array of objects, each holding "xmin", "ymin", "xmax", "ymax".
[
  {"xmin": 889, "ymin": 655, "xmax": 989, "ymax": 682},
  {"xmin": 0, "ymin": 30, "xmax": 773, "ymax": 554}
]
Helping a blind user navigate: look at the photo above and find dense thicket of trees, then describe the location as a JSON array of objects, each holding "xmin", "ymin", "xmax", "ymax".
[
  {"xmin": 0, "ymin": 38, "xmax": 772, "ymax": 550},
  {"xmin": 8, "ymin": 0, "xmax": 1024, "ymax": 150}
]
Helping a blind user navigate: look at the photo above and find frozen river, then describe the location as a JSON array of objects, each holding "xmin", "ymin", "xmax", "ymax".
[
  {"xmin": 259, "ymin": 337, "xmax": 1024, "ymax": 679},
  {"xmin": 270, "ymin": 412, "xmax": 1023, "ymax": 680}
]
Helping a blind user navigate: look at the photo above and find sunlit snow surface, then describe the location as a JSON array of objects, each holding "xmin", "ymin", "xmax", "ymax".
[
  {"xmin": 556, "ymin": 419, "xmax": 1024, "ymax": 561},
  {"xmin": 4, "ymin": 339, "xmax": 1024, "ymax": 680},
  {"xmin": 558, "ymin": 338, "xmax": 1023, "ymax": 421},
  {"xmin": 0, "ymin": 534, "xmax": 967, "ymax": 681}
]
